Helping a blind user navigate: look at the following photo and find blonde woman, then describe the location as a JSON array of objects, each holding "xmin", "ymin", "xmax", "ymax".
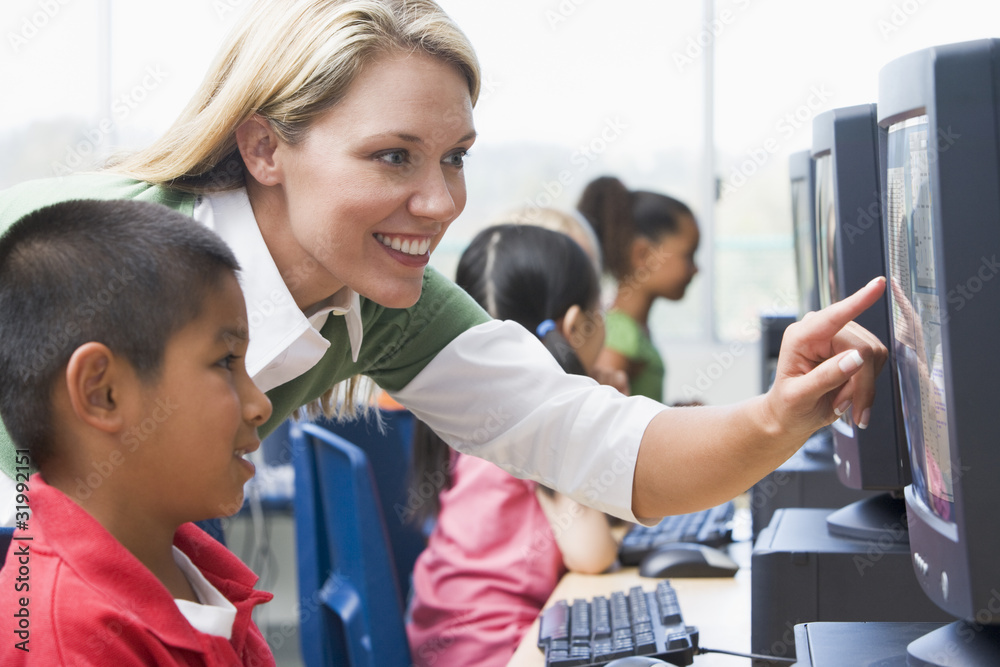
[{"xmin": 0, "ymin": 0, "xmax": 885, "ymax": 530}]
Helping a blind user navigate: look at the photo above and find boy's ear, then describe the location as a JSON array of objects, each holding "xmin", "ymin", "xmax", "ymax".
[
  {"xmin": 235, "ymin": 114, "xmax": 283, "ymax": 186},
  {"xmin": 64, "ymin": 342, "xmax": 128, "ymax": 433}
]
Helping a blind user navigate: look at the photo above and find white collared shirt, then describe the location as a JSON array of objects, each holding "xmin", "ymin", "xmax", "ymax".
[
  {"xmin": 172, "ymin": 546, "xmax": 237, "ymax": 639},
  {"xmin": 192, "ymin": 189, "xmax": 364, "ymax": 393},
  {"xmin": 189, "ymin": 189, "xmax": 662, "ymax": 525}
]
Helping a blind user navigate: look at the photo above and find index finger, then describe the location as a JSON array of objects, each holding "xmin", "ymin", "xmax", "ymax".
[{"xmin": 803, "ymin": 276, "xmax": 886, "ymax": 339}]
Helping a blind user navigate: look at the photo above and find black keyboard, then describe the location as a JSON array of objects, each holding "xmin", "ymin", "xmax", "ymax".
[
  {"xmin": 618, "ymin": 500, "xmax": 735, "ymax": 566},
  {"xmin": 537, "ymin": 580, "xmax": 699, "ymax": 666}
]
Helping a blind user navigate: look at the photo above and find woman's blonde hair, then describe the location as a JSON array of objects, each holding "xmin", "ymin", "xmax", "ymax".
[
  {"xmin": 112, "ymin": 0, "xmax": 480, "ymax": 420},
  {"xmin": 111, "ymin": 0, "xmax": 480, "ymax": 193}
]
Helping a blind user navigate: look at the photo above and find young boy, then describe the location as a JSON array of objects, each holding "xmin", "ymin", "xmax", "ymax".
[{"xmin": 0, "ymin": 199, "xmax": 275, "ymax": 665}]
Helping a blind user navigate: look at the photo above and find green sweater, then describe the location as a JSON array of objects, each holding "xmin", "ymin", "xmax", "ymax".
[
  {"xmin": 0, "ymin": 173, "xmax": 490, "ymax": 479},
  {"xmin": 604, "ymin": 309, "xmax": 665, "ymax": 402}
]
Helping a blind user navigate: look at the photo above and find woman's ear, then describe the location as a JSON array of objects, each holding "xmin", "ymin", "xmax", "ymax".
[
  {"xmin": 64, "ymin": 342, "xmax": 128, "ymax": 434},
  {"xmin": 235, "ymin": 114, "xmax": 283, "ymax": 186}
]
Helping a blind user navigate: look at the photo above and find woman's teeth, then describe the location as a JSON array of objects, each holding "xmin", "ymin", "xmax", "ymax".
[{"xmin": 375, "ymin": 234, "xmax": 431, "ymax": 256}]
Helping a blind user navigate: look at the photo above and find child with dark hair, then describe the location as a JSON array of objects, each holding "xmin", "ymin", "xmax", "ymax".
[
  {"xmin": 406, "ymin": 224, "xmax": 626, "ymax": 666},
  {"xmin": 0, "ymin": 199, "xmax": 275, "ymax": 666},
  {"xmin": 578, "ymin": 175, "xmax": 700, "ymax": 402}
]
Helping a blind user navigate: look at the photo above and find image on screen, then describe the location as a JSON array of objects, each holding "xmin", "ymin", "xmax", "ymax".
[
  {"xmin": 814, "ymin": 154, "xmax": 840, "ymax": 310},
  {"xmin": 791, "ymin": 177, "xmax": 816, "ymax": 317},
  {"xmin": 885, "ymin": 115, "xmax": 954, "ymax": 524}
]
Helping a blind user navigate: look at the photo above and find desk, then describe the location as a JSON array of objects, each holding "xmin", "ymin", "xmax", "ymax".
[{"xmin": 508, "ymin": 542, "xmax": 752, "ymax": 667}]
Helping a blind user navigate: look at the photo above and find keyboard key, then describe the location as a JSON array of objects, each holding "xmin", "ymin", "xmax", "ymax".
[
  {"xmin": 618, "ymin": 500, "xmax": 735, "ymax": 566},
  {"xmin": 538, "ymin": 581, "xmax": 698, "ymax": 666}
]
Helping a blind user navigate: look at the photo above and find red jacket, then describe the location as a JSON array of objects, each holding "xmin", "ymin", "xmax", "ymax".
[{"xmin": 0, "ymin": 475, "xmax": 275, "ymax": 666}]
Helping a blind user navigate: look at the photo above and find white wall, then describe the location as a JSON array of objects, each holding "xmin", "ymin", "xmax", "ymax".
[{"xmin": 662, "ymin": 339, "xmax": 763, "ymax": 407}]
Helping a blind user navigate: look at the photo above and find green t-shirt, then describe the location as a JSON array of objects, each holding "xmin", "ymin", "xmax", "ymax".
[
  {"xmin": 0, "ymin": 173, "xmax": 490, "ymax": 479},
  {"xmin": 604, "ymin": 309, "xmax": 665, "ymax": 402}
]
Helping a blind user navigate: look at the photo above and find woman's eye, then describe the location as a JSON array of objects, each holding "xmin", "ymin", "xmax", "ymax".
[
  {"xmin": 218, "ymin": 355, "xmax": 237, "ymax": 370},
  {"xmin": 444, "ymin": 150, "xmax": 468, "ymax": 168},
  {"xmin": 376, "ymin": 150, "xmax": 408, "ymax": 166}
]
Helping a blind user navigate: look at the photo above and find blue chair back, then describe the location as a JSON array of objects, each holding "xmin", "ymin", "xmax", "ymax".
[
  {"xmin": 0, "ymin": 527, "xmax": 13, "ymax": 570},
  {"xmin": 314, "ymin": 409, "xmax": 424, "ymax": 600},
  {"xmin": 194, "ymin": 518, "xmax": 227, "ymax": 546},
  {"xmin": 291, "ymin": 422, "xmax": 411, "ymax": 667}
]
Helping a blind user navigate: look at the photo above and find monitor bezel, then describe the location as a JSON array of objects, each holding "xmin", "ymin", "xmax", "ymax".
[
  {"xmin": 811, "ymin": 104, "xmax": 910, "ymax": 494},
  {"xmin": 789, "ymin": 149, "xmax": 821, "ymax": 318},
  {"xmin": 878, "ymin": 38, "xmax": 1000, "ymax": 621}
]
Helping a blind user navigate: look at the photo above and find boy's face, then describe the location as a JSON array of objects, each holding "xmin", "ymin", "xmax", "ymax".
[{"xmin": 126, "ymin": 272, "xmax": 272, "ymax": 525}]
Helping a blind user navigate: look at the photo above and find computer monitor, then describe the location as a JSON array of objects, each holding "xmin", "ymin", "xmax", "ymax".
[
  {"xmin": 810, "ymin": 104, "xmax": 911, "ymax": 543},
  {"xmin": 789, "ymin": 150, "xmax": 821, "ymax": 318},
  {"xmin": 879, "ymin": 38, "xmax": 1000, "ymax": 664},
  {"xmin": 788, "ymin": 150, "xmax": 835, "ymax": 461}
]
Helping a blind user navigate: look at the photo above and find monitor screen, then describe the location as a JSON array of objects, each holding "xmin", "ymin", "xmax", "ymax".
[
  {"xmin": 789, "ymin": 150, "xmax": 819, "ymax": 317},
  {"xmin": 885, "ymin": 116, "xmax": 954, "ymax": 524},
  {"xmin": 814, "ymin": 153, "xmax": 840, "ymax": 310},
  {"xmin": 810, "ymin": 105, "xmax": 909, "ymax": 528},
  {"xmin": 813, "ymin": 151, "xmax": 858, "ymax": 438},
  {"xmin": 878, "ymin": 38, "xmax": 1000, "ymax": 662}
]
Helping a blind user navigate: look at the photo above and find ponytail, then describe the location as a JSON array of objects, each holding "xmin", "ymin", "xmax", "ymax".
[
  {"xmin": 578, "ymin": 176, "xmax": 696, "ymax": 282},
  {"xmin": 577, "ymin": 176, "xmax": 635, "ymax": 281}
]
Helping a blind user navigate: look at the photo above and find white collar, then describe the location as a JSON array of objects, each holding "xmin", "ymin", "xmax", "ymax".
[
  {"xmin": 172, "ymin": 546, "xmax": 237, "ymax": 639},
  {"xmin": 193, "ymin": 189, "xmax": 364, "ymax": 392}
]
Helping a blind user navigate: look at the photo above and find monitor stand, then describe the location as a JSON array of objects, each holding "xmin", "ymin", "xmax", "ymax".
[
  {"xmin": 750, "ymin": 427, "xmax": 881, "ymax": 539},
  {"xmin": 792, "ymin": 620, "xmax": 1000, "ymax": 666},
  {"xmin": 824, "ymin": 491, "xmax": 908, "ymax": 543},
  {"xmin": 792, "ymin": 621, "xmax": 946, "ymax": 666},
  {"xmin": 908, "ymin": 621, "xmax": 1000, "ymax": 666}
]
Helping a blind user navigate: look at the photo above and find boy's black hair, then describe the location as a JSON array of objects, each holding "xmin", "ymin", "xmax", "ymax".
[
  {"xmin": 0, "ymin": 199, "xmax": 240, "ymax": 466},
  {"xmin": 408, "ymin": 224, "xmax": 602, "ymax": 523}
]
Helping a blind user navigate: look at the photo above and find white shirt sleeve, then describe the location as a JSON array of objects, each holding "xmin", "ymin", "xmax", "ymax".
[{"xmin": 390, "ymin": 320, "xmax": 666, "ymax": 524}]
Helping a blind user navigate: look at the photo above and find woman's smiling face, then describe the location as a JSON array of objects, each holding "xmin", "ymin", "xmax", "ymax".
[{"xmin": 265, "ymin": 50, "xmax": 476, "ymax": 309}]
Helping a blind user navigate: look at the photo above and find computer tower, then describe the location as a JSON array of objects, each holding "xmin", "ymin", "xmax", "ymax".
[{"xmin": 750, "ymin": 508, "xmax": 952, "ymax": 666}]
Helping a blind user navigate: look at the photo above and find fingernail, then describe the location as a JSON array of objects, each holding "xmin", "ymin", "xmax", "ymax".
[
  {"xmin": 834, "ymin": 400, "xmax": 851, "ymax": 417},
  {"xmin": 858, "ymin": 408, "xmax": 871, "ymax": 430},
  {"xmin": 838, "ymin": 350, "xmax": 864, "ymax": 373}
]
